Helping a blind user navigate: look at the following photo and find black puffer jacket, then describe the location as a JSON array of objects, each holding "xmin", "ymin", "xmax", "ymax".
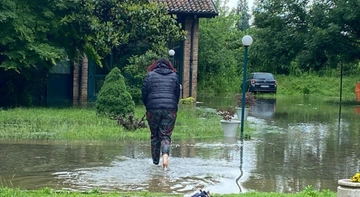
[{"xmin": 141, "ymin": 63, "xmax": 180, "ymax": 111}]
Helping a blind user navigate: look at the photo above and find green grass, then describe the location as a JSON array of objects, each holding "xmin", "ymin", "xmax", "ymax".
[
  {"xmin": 0, "ymin": 186, "xmax": 336, "ymax": 197},
  {"xmin": 199, "ymin": 74, "xmax": 359, "ymax": 99},
  {"xmin": 0, "ymin": 105, "xmax": 253, "ymax": 141},
  {"xmin": 276, "ymin": 74, "xmax": 358, "ymax": 98}
]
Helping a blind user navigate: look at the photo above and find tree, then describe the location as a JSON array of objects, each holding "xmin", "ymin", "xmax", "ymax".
[
  {"xmin": 300, "ymin": 0, "xmax": 360, "ymax": 70},
  {"xmin": 95, "ymin": 67, "xmax": 135, "ymax": 118},
  {"xmin": 251, "ymin": 0, "xmax": 309, "ymax": 74},
  {"xmin": 0, "ymin": 0, "xmax": 66, "ymax": 72},
  {"xmin": 0, "ymin": 0, "xmax": 185, "ymax": 106},
  {"xmin": 237, "ymin": 0, "xmax": 251, "ymax": 31},
  {"xmin": 59, "ymin": 0, "xmax": 185, "ymax": 67},
  {"xmin": 0, "ymin": 0, "xmax": 67, "ymax": 107},
  {"xmin": 251, "ymin": 0, "xmax": 360, "ymax": 75},
  {"xmin": 198, "ymin": 0, "xmax": 245, "ymax": 95}
]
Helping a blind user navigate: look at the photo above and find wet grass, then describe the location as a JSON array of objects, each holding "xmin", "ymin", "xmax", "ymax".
[
  {"xmin": 0, "ymin": 187, "xmax": 336, "ymax": 197},
  {"xmin": 0, "ymin": 105, "xmax": 253, "ymax": 141},
  {"xmin": 326, "ymin": 99, "xmax": 360, "ymax": 106},
  {"xmin": 276, "ymin": 74, "xmax": 357, "ymax": 98}
]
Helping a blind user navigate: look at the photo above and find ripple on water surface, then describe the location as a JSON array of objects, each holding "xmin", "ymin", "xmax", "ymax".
[{"xmin": 53, "ymin": 145, "xmax": 248, "ymax": 194}]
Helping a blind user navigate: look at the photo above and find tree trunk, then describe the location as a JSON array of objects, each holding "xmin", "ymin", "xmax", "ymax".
[
  {"xmin": 80, "ymin": 54, "xmax": 88, "ymax": 105},
  {"xmin": 73, "ymin": 61, "xmax": 80, "ymax": 105}
]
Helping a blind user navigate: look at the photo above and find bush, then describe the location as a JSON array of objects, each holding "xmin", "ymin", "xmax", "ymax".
[
  {"xmin": 179, "ymin": 97, "xmax": 195, "ymax": 104},
  {"xmin": 113, "ymin": 113, "xmax": 147, "ymax": 131},
  {"xmin": 127, "ymin": 86, "xmax": 142, "ymax": 104},
  {"xmin": 95, "ymin": 67, "xmax": 135, "ymax": 118}
]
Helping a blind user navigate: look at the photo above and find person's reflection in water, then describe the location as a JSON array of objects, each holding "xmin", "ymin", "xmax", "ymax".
[{"xmin": 148, "ymin": 169, "xmax": 171, "ymax": 193}]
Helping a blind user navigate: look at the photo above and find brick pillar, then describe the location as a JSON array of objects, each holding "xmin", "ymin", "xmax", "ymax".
[{"xmin": 182, "ymin": 16, "xmax": 199, "ymax": 100}]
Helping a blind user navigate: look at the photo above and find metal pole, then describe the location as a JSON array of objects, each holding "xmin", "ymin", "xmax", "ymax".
[
  {"xmin": 339, "ymin": 62, "xmax": 343, "ymax": 104},
  {"xmin": 240, "ymin": 46, "xmax": 249, "ymax": 140},
  {"xmin": 338, "ymin": 63, "xmax": 343, "ymax": 129},
  {"xmin": 170, "ymin": 56, "xmax": 174, "ymax": 65}
]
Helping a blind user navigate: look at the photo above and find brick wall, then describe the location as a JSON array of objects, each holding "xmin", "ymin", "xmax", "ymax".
[{"xmin": 182, "ymin": 16, "xmax": 199, "ymax": 100}]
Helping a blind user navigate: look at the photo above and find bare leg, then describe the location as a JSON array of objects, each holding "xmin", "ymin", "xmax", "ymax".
[{"xmin": 162, "ymin": 154, "xmax": 168, "ymax": 168}]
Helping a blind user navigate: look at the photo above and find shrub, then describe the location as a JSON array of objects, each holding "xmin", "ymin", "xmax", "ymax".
[
  {"xmin": 127, "ymin": 86, "xmax": 142, "ymax": 104},
  {"xmin": 303, "ymin": 87, "xmax": 310, "ymax": 95},
  {"xmin": 95, "ymin": 67, "xmax": 135, "ymax": 118},
  {"xmin": 179, "ymin": 97, "xmax": 195, "ymax": 104},
  {"xmin": 113, "ymin": 113, "xmax": 147, "ymax": 131}
]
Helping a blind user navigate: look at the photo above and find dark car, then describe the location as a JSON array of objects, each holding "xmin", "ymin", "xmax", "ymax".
[{"xmin": 242, "ymin": 72, "xmax": 277, "ymax": 94}]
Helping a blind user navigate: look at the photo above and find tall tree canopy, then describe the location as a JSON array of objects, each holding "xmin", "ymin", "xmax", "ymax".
[
  {"xmin": 237, "ymin": 0, "xmax": 251, "ymax": 31},
  {"xmin": 251, "ymin": 0, "xmax": 360, "ymax": 74},
  {"xmin": 0, "ymin": 0, "xmax": 184, "ymax": 71},
  {"xmin": 252, "ymin": 0, "xmax": 309, "ymax": 74},
  {"xmin": 198, "ymin": 0, "xmax": 249, "ymax": 95},
  {"xmin": 0, "ymin": 0, "xmax": 185, "ymax": 107},
  {"xmin": 0, "ymin": 0, "xmax": 66, "ymax": 71}
]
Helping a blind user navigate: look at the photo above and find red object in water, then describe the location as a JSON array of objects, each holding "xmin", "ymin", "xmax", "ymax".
[
  {"xmin": 355, "ymin": 107, "xmax": 360, "ymax": 115},
  {"xmin": 355, "ymin": 82, "xmax": 360, "ymax": 102}
]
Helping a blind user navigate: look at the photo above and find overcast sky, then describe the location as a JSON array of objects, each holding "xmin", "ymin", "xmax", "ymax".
[{"xmin": 227, "ymin": 0, "xmax": 254, "ymax": 10}]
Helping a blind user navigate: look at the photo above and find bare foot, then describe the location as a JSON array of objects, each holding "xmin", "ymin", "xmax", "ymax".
[{"xmin": 162, "ymin": 154, "xmax": 168, "ymax": 169}]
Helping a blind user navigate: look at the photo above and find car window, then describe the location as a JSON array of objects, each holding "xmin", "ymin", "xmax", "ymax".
[{"xmin": 254, "ymin": 73, "xmax": 275, "ymax": 80}]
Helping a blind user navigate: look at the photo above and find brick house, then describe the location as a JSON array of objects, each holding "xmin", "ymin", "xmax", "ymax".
[
  {"xmin": 47, "ymin": 0, "xmax": 218, "ymax": 105},
  {"xmin": 153, "ymin": 0, "xmax": 218, "ymax": 100}
]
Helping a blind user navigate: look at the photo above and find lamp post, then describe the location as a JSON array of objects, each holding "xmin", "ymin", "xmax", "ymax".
[
  {"xmin": 168, "ymin": 49, "xmax": 175, "ymax": 65},
  {"xmin": 240, "ymin": 35, "xmax": 253, "ymax": 140},
  {"xmin": 169, "ymin": 49, "xmax": 182, "ymax": 99}
]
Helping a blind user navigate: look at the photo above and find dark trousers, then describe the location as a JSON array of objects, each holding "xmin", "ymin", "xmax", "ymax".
[{"xmin": 146, "ymin": 109, "xmax": 177, "ymax": 165}]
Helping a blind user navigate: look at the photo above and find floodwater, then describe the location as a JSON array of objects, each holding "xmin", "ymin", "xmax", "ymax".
[{"xmin": 0, "ymin": 96, "xmax": 360, "ymax": 196}]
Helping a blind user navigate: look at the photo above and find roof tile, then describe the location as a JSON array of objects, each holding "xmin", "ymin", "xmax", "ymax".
[{"xmin": 152, "ymin": 0, "xmax": 218, "ymax": 16}]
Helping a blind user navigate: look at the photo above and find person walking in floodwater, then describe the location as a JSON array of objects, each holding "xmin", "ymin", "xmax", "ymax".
[{"xmin": 142, "ymin": 58, "xmax": 180, "ymax": 169}]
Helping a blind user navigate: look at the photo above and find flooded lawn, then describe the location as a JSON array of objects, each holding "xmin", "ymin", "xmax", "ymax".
[{"xmin": 0, "ymin": 96, "xmax": 360, "ymax": 195}]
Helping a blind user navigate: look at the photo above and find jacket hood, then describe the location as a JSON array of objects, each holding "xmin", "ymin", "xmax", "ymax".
[{"xmin": 154, "ymin": 63, "xmax": 173, "ymax": 75}]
